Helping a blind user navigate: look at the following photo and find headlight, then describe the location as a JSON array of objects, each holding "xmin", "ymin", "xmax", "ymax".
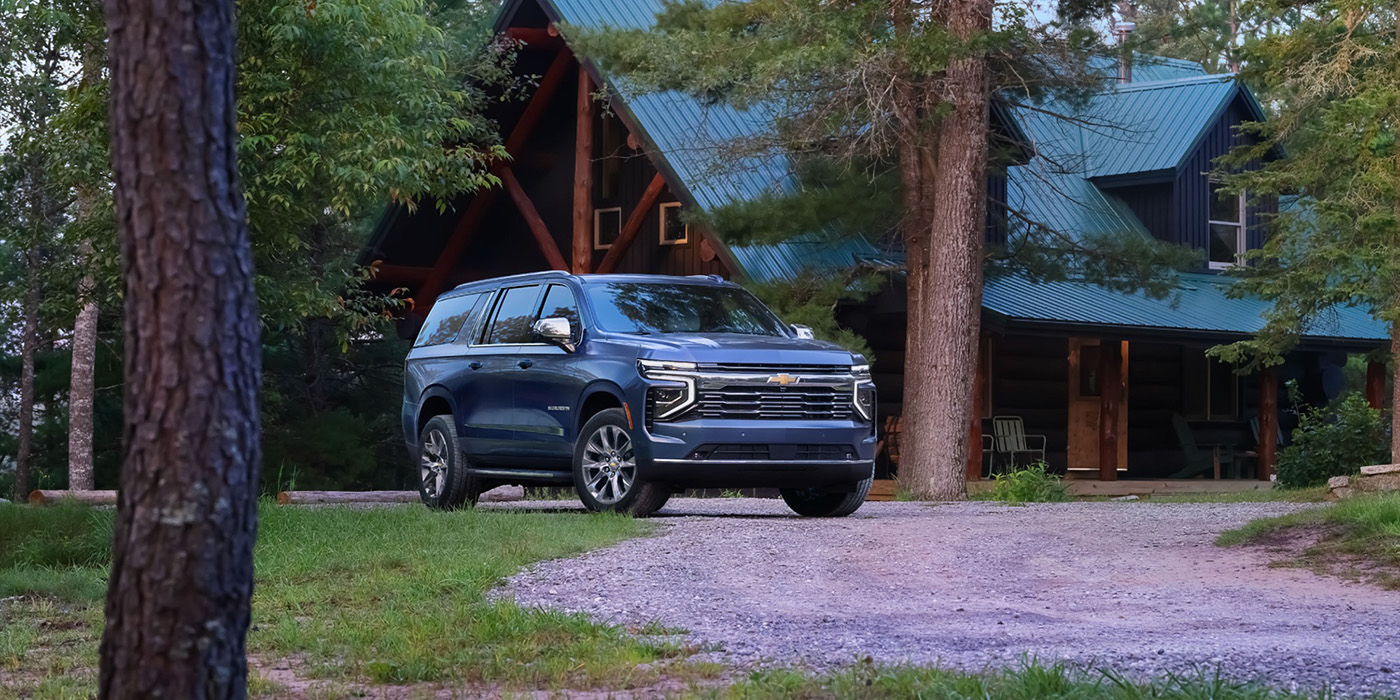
[
  {"xmin": 852, "ymin": 383, "xmax": 875, "ymax": 421},
  {"xmin": 638, "ymin": 359, "xmax": 697, "ymax": 376},
  {"xmin": 851, "ymin": 363, "xmax": 871, "ymax": 379}
]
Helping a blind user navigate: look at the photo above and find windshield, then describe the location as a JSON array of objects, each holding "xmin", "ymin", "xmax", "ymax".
[{"xmin": 585, "ymin": 283, "xmax": 790, "ymax": 336}]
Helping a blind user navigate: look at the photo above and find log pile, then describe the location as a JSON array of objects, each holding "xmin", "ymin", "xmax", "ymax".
[{"xmin": 29, "ymin": 490, "xmax": 118, "ymax": 506}]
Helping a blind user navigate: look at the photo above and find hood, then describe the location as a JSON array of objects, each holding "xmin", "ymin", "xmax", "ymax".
[{"xmin": 620, "ymin": 333, "xmax": 857, "ymax": 366}]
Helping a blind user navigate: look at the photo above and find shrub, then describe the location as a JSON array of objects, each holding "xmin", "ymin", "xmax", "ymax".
[
  {"xmin": 1275, "ymin": 390, "xmax": 1391, "ymax": 489},
  {"xmin": 986, "ymin": 462, "xmax": 1070, "ymax": 503}
]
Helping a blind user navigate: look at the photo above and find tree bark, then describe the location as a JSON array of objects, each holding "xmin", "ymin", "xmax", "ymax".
[
  {"xmin": 68, "ymin": 238, "xmax": 98, "ymax": 491},
  {"xmin": 898, "ymin": 0, "xmax": 993, "ymax": 500},
  {"xmin": 14, "ymin": 254, "xmax": 40, "ymax": 501},
  {"xmin": 1391, "ymin": 322, "xmax": 1400, "ymax": 460},
  {"xmin": 97, "ymin": 0, "xmax": 261, "ymax": 694}
]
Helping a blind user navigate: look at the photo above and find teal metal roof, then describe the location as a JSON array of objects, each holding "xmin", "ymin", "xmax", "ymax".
[{"xmin": 984, "ymin": 271, "xmax": 1387, "ymax": 343}]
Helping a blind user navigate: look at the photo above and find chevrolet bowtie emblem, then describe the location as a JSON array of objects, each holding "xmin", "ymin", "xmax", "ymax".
[{"xmin": 767, "ymin": 374, "xmax": 800, "ymax": 386}]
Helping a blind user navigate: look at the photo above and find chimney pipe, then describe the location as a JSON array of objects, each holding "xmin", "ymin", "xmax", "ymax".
[{"xmin": 1115, "ymin": 21, "xmax": 1136, "ymax": 84}]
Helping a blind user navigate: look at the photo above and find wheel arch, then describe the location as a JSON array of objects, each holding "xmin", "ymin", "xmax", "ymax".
[
  {"xmin": 416, "ymin": 386, "xmax": 456, "ymax": 438},
  {"xmin": 577, "ymin": 383, "xmax": 629, "ymax": 435}
]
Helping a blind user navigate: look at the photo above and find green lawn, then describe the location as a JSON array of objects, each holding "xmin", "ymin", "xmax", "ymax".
[
  {"xmin": 1217, "ymin": 493, "xmax": 1400, "ymax": 589},
  {"xmin": 0, "ymin": 503, "xmax": 711, "ymax": 698}
]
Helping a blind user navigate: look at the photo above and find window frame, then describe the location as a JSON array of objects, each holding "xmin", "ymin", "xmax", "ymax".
[
  {"xmin": 537, "ymin": 283, "xmax": 584, "ymax": 343},
  {"xmin": 594, "ymin": 206, "xmax": 622, "ymax": 251},
  {"xmin": 475, "ymin": 284, "xmax": 546, "ymax": 347},
  {"xmin": 1207, "ymin": 182, "xmax": 1247, "ymax": 270},
  {"xmin": 659, "ymin": 202, "xmax": 689, "ymax": 246}
]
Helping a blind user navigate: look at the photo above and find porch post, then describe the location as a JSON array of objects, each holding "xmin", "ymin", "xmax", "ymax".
[
  {"xmin": 1366, "ymin": 359, "xmax": 1386, "ymax": 410},
  {"xmin": 572, "ymin": 65, "xmax": 594, "ymax": 273},
  {"xmin": 966, "ymin": 334, "xmax": 987, "ymax": 481},
  {"xmin": 1098, "ymin": 339, "xmax": 1122, "ymax": 481},
  {"xmin": 1258, "ymin": 366, "xmax": 1278, "ymax": 481}
]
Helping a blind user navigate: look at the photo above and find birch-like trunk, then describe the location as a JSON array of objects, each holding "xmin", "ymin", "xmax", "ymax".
[
  {"xmin": 14, "ymin": 256, "xmax": 40, "ymax": 501},
  {"xmin": 68, "ymin": 240, "xmax": 98, "ymax": 491}
]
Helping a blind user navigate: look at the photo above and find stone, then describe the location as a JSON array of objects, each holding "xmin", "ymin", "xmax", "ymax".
[
  {"xmin": 480, "ymin": 485, "xmax": 525, "ymax": 502},
  {"xmin": 1112, "ymin": 495, "xmax": 1140, "ymax": 501},
  {"xmin": 1358, "ymin": 474, "xmax": 1400, "ymax": 492},
  {"xmin": 1360, "ymin": 464, "xmax": 1400, "ymax": 476},
  {"xmin": 1328, "ymin": 476, "xmax": 1352, "ymax": 490}
]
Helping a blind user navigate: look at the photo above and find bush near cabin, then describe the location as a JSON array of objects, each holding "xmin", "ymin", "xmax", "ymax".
[{"xmin": 1276, "ymin": 390, "xmax": 1390, "ymax": 489}]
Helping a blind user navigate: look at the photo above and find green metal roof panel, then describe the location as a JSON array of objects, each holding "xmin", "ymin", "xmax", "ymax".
[{"xmin": 984, "ymin": 271, "xmax": 1388, "ymax": 342}]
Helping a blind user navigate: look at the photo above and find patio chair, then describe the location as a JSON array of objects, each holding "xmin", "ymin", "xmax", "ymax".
[
  {"xmin": 1169, "ymin": 413, "xmax": 1236, "ymax": 479},
  {"xmin": 990, "ymin": 416, "xmax": 1047, "ymax": 470}
]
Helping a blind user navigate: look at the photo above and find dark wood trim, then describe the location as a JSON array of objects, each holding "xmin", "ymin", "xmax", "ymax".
[
  {"xmin": 1258, "ymin": 366, "xmax": 1278, "ymax": 481},
  {"xmin": 596, "ymin": 173, "xmax": 666, "ymax": 273},
  {"xmin": 504, "ymin": 26, "xmax": 562, "ymax": 49},
  {"xmin": 505, "ymin": 49, "xmax": 574, "ymax": 155},
  {"xmin": 1367, "ymin": 360, "xmax": 1386, "ymax": 410},
  {"xmin": 500, "ymin": 167, "xmax": 568, "ymax": 270},
  {"xmin": 966, "ymin": 334, "xmax": 987, "ymax": 481},
  {"xmin": 573, "ymin": 65, "xmax": 594, "ymax": 273},
  {"xmin": 373, "ymin": 263, "xmax": 430, "ymax": 287},
  {"xmin": 1098, "ymin": 339, "xmax": 1122, "ymax": 481}
]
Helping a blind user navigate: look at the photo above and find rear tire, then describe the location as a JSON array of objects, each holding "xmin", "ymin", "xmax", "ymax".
[
  {"xmin": 417, "ymin": 415, "xmax": 480, "ymax": 510},
  {"xmin": 779, "ymin": 474, "xmax": 873, "ymax": 517},
  {"xmin": 573, "ymin": 408, "xmax": 670, "ymax": 517}
]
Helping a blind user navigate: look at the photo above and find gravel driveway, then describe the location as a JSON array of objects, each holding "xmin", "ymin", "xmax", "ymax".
[{"xmin": 496, "ymin": 499, "xmax": 1400, "ymax": 696}]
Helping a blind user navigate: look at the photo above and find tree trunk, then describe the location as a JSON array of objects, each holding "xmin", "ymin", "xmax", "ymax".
[
  {"xmin": 898, "ymin": 0, "xmax": 993, "ymax": 501},
  {"xmin": 97, "ymin": 0, "xmax": 260, "ymax": 693},
  {"xmin": 68, "ymin": 239, "xmax": 98, "ymax": 491},
  {"xmin": 1391, "ymin": 321, "xmax": 1400, "ymax": 461},
  {"xmin": 14, "ymin": 255, "xmax": 40, "ymax": 501}
]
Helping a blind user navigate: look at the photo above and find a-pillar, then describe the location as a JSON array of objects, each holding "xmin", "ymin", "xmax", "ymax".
[
  {"xmin": 1098, "ymin": 339, "xmax": 1122, "ymax": 481},
  {"xmin": 1258, "ymin": 366, "xmax": 1278, "ymax": 481}
]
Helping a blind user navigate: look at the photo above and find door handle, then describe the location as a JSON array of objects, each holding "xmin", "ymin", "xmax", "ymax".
[
  {"xmin": 517, "ymin": 360, "xmax": 535, "ymax": 369},
  {"xmin": 468, "ymin": 361, "xmax": 482, "ymax": 370}
]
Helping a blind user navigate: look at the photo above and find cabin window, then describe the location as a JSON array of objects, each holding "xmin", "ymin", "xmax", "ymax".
[
  {"xmin": 594, "ymin": 207, "xmax": 622, "ymax": 250},
  {"xmin": 660, "ymin": 202, "xmax": 689, "ymax": 245},
  {"xmin": 1182, "ymin": 350, "xmax": 1238, "ymax": 419},
  {"xmin": 1208, "ymin": 181, "xmax": 1246, "ymax": 269}
]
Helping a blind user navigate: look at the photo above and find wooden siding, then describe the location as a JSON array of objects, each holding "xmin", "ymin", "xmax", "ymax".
[
  {"xmin": 990, "ymin": 335, "xmax": 1070, "ymax": 472},
  {"xmin": 1114, "ymin": 184, "xmax": 1174, "ymax": 243},
  {"xmin": 1171, "ymin": 99, "xmax": 1275, "ymax": 264}
]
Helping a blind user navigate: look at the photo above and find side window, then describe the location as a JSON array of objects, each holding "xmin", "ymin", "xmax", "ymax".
[
  {"xmin": 538, "ymin": 285, "xmax": 582, "ymax": 341},
  {"xmin": 414, "ymin": 292, "xmax": 483, "ymax": 347},
  {"xmin": 484, "ymin": 285, "xmax": 542, "ymax": 345}
]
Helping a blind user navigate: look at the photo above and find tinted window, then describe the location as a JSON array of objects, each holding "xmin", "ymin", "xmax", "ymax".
[
  {"xmin": 485, "ymin": 285, "xmax": 541, "ymax": 345},
  {"xmin": 538, "ymin": 285, "xmax": 582, "ymax": 341},
  {"xmin": 585, "ymin": 283, "xmax": 788, "ymax": 336},
  {"xmin": 414, "ymin": 292, "xmax": 484, "ymax": 347}
]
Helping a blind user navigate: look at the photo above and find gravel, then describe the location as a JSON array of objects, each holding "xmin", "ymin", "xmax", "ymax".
[{"xmin": 493, "ymin": 498, "xmax": 1400, "ymax": 696}]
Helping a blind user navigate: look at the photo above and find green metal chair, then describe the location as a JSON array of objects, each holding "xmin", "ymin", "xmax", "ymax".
[
  {"xmin": 991, "ymin": 416, "xmax": 1046, "ymax": 471},
  {"xmin": 1169, "ymin": 413, "xmax": 1236, "ymax": 479}
]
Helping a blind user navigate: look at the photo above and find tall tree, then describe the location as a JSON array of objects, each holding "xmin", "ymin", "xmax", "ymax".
[
  {"xmin": 573, "ymin": 0, "xmax": 1180, "ymax": 499},
  {"xmin": 98, "ymin": 0, "xmax": 261, "ymax": 696},
  {"xmin": 1212, "ymin": 0, "xmax": 1400, "ymax": 456}
]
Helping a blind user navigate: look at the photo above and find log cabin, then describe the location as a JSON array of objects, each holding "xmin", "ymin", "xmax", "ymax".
[{"xmin": 361, "ymin": 0, "xmax": 1390, "ymax": 485}]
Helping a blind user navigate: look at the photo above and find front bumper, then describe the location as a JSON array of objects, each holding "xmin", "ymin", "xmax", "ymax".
[{"xmin": 639, "ymin": 419, "xmax": 877, "ymax": 489}]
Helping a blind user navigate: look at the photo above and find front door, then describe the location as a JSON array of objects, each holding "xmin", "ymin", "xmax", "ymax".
[
  {"xmin": 458, "ymin": 284, "xmax": 543, "ymax": 459},
  {"xmin": 1066, "ymin": 338, "xmax": 1129, "ymax": 475},
  {"xmin": 512, "ymin": 283, "xmax": 587, "ymax": 464}
]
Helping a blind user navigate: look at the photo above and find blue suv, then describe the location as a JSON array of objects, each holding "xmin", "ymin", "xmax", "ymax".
[{"xmin": 403, "ymin": 271, "xmax": 877, "ymax": 517}]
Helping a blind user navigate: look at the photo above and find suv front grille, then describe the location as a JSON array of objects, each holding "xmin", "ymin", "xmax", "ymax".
[
  {"xmin": 689, "ymin": 444, "xmax": 858, "ymax": 461},
  {"xmin": 696, "ymin": 385, "xmax": 854, "ymax": 420},
  {"xmin": 696, "ymin": 362, "xmax": 847, "ymax": 375}
]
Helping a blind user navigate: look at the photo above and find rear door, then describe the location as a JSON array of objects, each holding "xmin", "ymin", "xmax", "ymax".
[
  {"xmin": 511, "ymin": 283, "xmax": 587, "ymax": 462},
  {"xmin": 457, "ymin": 284, "xmax": 543, "ymax": 459}
]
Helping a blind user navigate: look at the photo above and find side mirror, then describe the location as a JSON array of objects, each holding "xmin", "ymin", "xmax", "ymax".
[
  {"xmin": 792, "ymin": 324, "xmax": 815, "ymax": 340},
  {"xmin": 533, "ymin": 317, "xmax": 575, "ymax": 352}
]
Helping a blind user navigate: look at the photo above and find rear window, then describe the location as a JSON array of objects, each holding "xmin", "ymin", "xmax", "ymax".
[{"xmin": 414, "ymin": 292, "xmax": 485, "ymax": 347}]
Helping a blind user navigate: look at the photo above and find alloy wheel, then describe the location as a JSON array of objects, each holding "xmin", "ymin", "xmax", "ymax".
[
  {"xmin": 420, "ymin": 428, "xmax": 448, "ymax": 500},
  {"xmin": 581, "ymin": 424, "xmax": 636, "ymax": 505}
]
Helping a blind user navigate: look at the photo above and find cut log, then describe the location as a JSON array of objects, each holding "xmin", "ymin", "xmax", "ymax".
[
  {"xmin": 276, "ymin": 491, "xmax": 419, "ymax": 505},
  {"xmin": 29, "ymin": 489, "xmax": 118, "ymax": 506}
]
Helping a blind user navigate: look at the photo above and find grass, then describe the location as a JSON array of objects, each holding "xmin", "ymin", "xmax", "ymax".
[
  {"xmin": 0, "ymin": 502, "xmax": 715, "ymax": 697},
  {"xmin": 674, "ymin": 658, "xmax": 1366, "ymax": 699},
  {"xmin": 1143, "ymin": 487, "xmax": 1328, "ymax": 503},
  {"xmin": 1217, "ymin": 493, "xmax": 1400, "ymax": 588},
  {"xmin": 979, "ymin": 463, "xmax": 1071, "ymax": 503}
]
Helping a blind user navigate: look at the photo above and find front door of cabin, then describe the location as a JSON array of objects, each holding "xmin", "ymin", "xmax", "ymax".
[{"xmin": 1066, "ymin": 338, "xmax": 1129, "ymax": 476}]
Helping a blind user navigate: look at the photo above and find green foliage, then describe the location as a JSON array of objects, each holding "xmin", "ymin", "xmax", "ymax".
[
  {"xmin": 985, "ymin": 462, "xmax": 1071, "ymax": 503},
  {"xmin": 1275, "ymin": 389, "xmax": 1390, "ymax": 489},
  {"xmin": 747, "ymin": 271, "xmax": 878, "ymax": 357},
  {"xmin": 1217, "ymin": 493, "xmax": 1400, "ymax": 588}
]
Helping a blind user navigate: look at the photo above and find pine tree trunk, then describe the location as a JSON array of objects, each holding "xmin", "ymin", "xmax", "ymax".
[
  {"xmin": 14, "ymin": 256, "xmax": 40, "ymax": 501},
  {"xmin": 1390, "ymin": 321, "xmax": 1399, "ymax": 461},
  {"xmin": 898, "ymin": 0, "xmax": 993, "ymax": 501},
  {"xmin": 68, "ymin": 238, "xmax": 98, "ymax": 491},
  {"xmin": 97, "ymin": 0, "xmax": 260, "ymax": 693}
]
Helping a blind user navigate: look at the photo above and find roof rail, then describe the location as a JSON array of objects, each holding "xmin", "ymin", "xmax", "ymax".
[
  {"xmin": 451, "ymin": 269, "xmax": 570, "ymax": 291},
  {"xmin": 687, "ymin": 274, "xmax": 727, "ymax": 284}
]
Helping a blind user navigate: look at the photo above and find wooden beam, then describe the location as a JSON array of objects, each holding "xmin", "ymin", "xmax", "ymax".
[
  {"xmin": 966, "ymin": 334, "xmax": 988, "ymax": 481},
  {"xmin": 1259, "ymin": 366, "xmax": 1278, "ymax": 481},
  {"xmin": 416, "ymin": 49, "xmax": 574, "ymax": 307},
  {"xmin": 1367, "ymin": 359, "xmax": 1386, "ymax": 409},
  {"xmin": 500, "ymin": 167, "xmax": 568, "ymax": 271},
  {"xmin": 1098, "ymin": 339, "xmax": 1122, "ymax": 481},
  {"xmin": 504, "ymin": 27, "xmax": 562, "ymax": 49},
  {"xmin": 373, "ymin": 263, "xmax": 431, "ymax": 287},
  {"xmin": 573, "ymin": 66, "xmax": 595, "ymax": 273},
  {"xmin": 597, "ymin": 174, "xmax": 666, "ymax": 273}
]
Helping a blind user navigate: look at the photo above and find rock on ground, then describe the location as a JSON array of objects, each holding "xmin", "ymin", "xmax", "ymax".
[{"xmin": 493, "ymin": 499, "xmax": 1400, "ymax": 697}]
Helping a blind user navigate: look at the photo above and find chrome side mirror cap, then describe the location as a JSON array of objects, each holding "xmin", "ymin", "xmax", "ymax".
[
  {"xmin": 533, "ymin": 317, "xmax": 575, "ymax": 352},
  {"xmin": 791, "ymin": 324, "xmax": 815, "ymax": 340}
]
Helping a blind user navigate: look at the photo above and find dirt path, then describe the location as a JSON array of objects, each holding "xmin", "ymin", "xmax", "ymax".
[{"xmin": 497, "ymin": 499, "xmax": 1400, "ymax": 696}]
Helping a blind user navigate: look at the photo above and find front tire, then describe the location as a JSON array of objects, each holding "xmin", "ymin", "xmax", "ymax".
[
  {"xmin": 780, "ymin": 475, "xmax": 873, "ymax": 517},
  {"xmin": 418, "ymin": 415, "xmax": 480, "ymax": 510},
  {"xmin": 573, "ymin": 408, "xmax": 670, "ymax": 517}
]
